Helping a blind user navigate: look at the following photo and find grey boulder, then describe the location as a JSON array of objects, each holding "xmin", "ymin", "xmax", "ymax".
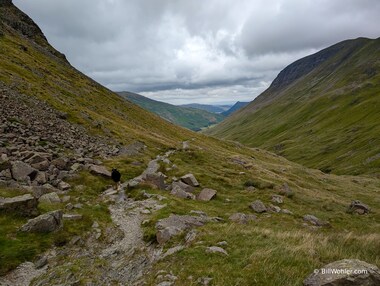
[
  {"xmin": 20, "ymin": 210, "xmax": 63, "ymax": 233},
  {"xmin": 0, "ymin": 194, "xmax": 38, "ymax": 216}
]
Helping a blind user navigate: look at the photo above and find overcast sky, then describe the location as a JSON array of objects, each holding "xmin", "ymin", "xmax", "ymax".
[{"xmin": 13, "ymin": 0, "xmax": 380, "ymax": 105}]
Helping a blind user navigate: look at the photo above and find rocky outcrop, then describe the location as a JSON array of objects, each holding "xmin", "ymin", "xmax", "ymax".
[
  {"xmin": 0, "ymin": 194, "xmax": 38, "ymax": 216},
  {"xmin": 304, "ymin": 259, "xmax": 380, "ymax": 286},
  {"xmin": 229, "ymin": 213, "xmax": 257, "ymax": 224},
  {"xmin": 20, "ymin": 210, "xmax": 63, "ymax": 233}
]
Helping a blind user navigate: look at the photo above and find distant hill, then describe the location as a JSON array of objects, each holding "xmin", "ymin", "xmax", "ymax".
[
  {"xmin": 118, "ymin": 92, "xmax": 225, "ymax": 131},
  {"xmin": 222, "ymin": 101, "xmax": 249, "ymax": 116},
  {"xmin": 207, "ymin": 37, "xmax": 380, "ymax": 175},
  {"xmin": 180, "ymin": 103, "xmax": 232, "ymax": 113}
]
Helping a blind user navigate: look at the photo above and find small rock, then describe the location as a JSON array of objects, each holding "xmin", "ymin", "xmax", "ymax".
[
  {"xmin": 281, "ymin": 209, "xmax": 293, "ymax": 215},
  {"xmin": 217, "ymin": 241, "xmax": 228, "ymax": 246},
  {"xmin": 51, "ymin": 157, "xmax": 69, "ymax": 170},
  {"xmin": 34, "ymin": 256, "xmax": 48, "ymax": 269},
  {"xmin": 271, "ymin": 195, "xmax": 284, "ymax": 204},
  {"xmin": 303, "ymin": 215, "xmax": 330, "ymax": 227},
  {"xmin": 268, "ymin": 204, "xmax": 281, "ymax": 213},
  {"xmin": 250, "ymin": 200, "xmax": 267, "ymax": 213},
  {"xmin": 185, "ymin": 229, "xmax": 197, "ymax": 244},
  {"xmin": 58, "ymin": 181, "xmax": 71, "ymax": 191},
  {"xmin": 171, "ymin": 181, "xmax": 194, "ymax": 193},
  {"xmin": 246, "ymin": 186, "xmax": 256, "ymax": 192},
  {"xmin": 73, "ymin": 203, "xmax": 83, "ymax": 209},
  {"xmin": 197, "ymin": 188, "xmax": 217, "ymax": 201},
  {"xmin": 229, "ymin": 213, "xmax": 248, "ymax": 224},
  {"xmin": 181, "ymin": 174, "xmax": 199, "ymax": 187},
  {"xmin": 347, "ymin": 200, "xmax": 370, "ymax": 215},
  {"xmin": 182, "ymin": 141, "xmax": 190, "ymax": 150},
  {"xmin": 63, "ymin": 214, "xmax": 83, "ymax": 220},
  {"xmin": 170, "ymin": 187, "xmax": 195, "ymax": 200},
  {"xmin": 197, "ymin": 277, "xmax": 213, "ymax": 286},
  {"xmin": 205, "ymin": 246, "xmax": 228, "ymax": 256}
]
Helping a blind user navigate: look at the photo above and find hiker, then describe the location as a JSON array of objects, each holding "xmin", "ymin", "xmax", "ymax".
[{"xmin": 111, "ymin": 168, "xmax": 121, "ymax": 190}]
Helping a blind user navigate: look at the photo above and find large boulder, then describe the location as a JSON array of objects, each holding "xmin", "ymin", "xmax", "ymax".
[
  {"xmin": 304, "ymin": 259, "xmax": 380, "ymax": 286},
  {"xmin": 250, "ymin": 200, "xmax": 267, "ymax": 213},
  {"xmin": 89, "ymin": 165, "xmax": 111, "ymax": 178},
  {"xmin": 197, "ymin": 188, "xmax": 217, "ymax": 201},
  {"xmin": 181, "ymin": 174, "xmax": 199, "ymax": 187},
  {"xmin": 20, "ymin": 210, "xmax": 63, "ymax": 233},
  {"xmin": 10, "ymin": 161, "xmax": 37, "ymax": 182},
  {"xmin": 145, "ymin": 172, "xmax": 166, "ymax": 190},
  {"xmin": 347, "ymin": 200, "xmax": 370, "ymax": 215},
  {"xmin": 156, "ymin": 215, "xmax": 206, "ymax": 244},
  {"xmin": 0, "ymin": 194, "xmax": 38, "ymax": 216}
]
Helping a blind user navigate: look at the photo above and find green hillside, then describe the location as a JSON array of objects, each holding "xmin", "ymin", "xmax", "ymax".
[
  {"xmin": 119, "ymin": 92, "xmax": 225, "ymax": 131},
  {"xmin": 207, "ymin": 38, "xmax": 380, "ymax": 176},
  {"xmin": 180, "ymin": 103, "xmax": 231, "ymax": 113},
  {"xmin": 0, "ymin": 2, "xmax": 380, "ymax": 285}
]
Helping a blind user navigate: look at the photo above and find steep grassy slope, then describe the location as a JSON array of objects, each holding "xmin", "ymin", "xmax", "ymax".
[
  {"xmin": 0, "ymin": 3, "xmax": 192, "ymax": 149},
  {"xmin": 207, "ymin": 38, "xmax": 380, "ymax": 176},
  {"xmin": 119, "ymin": 92, "xmax": 225, "ymax": 131},
  {"xmin": 1, "ymin": 3, "xmax": 380, "ymax": 285}
]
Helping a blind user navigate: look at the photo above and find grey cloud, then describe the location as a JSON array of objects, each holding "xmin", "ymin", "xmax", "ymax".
[{"xmin": 13, "ymin": 0, "xmax": 380, "ymax": 104}]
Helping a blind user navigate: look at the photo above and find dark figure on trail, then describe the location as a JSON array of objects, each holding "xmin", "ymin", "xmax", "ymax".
[{"xmin": 111, "ymin": 168, "xmax": 121, "ymax": 190}]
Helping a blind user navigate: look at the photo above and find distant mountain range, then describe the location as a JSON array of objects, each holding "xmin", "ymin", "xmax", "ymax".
[
  {"xmin": 118, "ymin": 92, "xmax": 225, "ymax": 131},
  {"xmin": 179, "ymin": 103, "xmax": 232, "ymax": 113},
  {"xmin": 221, "ymin": 101, "xmax": 249, "ymax": 116},
  {"xmin": 207, "ymin": 37, "xmax": 380, "ymax": 175}
]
